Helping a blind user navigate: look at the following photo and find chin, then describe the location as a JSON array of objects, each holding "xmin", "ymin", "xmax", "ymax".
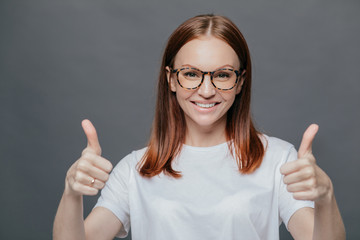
[{"xmin": 187, "ymin": 115, "xmax": 226, "ymax": 130}]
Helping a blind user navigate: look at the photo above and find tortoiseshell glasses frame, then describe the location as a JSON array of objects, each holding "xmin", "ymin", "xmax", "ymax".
[{"xmin": 170, "ymin": 67, "xmax": 243, "ymax": 91}]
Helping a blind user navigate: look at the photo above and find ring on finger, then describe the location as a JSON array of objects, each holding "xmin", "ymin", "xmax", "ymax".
[{"xmin": 90, "ymin": 178, "xmax": 95, "ymax": 185}]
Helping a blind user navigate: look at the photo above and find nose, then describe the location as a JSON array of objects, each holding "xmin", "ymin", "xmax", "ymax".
[{"xmin": 197, "ymin": 73, "xmax": 216, "ymax": 98}]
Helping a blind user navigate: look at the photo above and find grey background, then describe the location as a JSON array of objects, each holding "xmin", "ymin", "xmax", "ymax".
[{"xmin": 0, "ymin": 0, "xmax": 359, "ymax": 239}]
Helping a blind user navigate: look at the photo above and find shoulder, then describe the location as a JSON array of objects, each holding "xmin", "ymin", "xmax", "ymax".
[
  {"xmin": 111, "ymin": 147, "xmax": 148, "ymax": 174},
  {"xmin": 261, "ymin": 134, "xmax": 296, "ymax": 153},
  {"xmin": 259, "ymin": 134, "xmax": 298, "ymax": 167}
]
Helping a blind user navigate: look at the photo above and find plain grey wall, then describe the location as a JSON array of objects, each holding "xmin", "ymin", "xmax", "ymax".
[{"xmin": 0, "ymin": 0, "xmax": 359, "ymax": 239}]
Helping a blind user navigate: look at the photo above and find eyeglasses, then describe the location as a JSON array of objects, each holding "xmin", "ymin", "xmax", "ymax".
[{"xmin": 170, "ymin": 67, "xmax": 242, "ymax": 91}]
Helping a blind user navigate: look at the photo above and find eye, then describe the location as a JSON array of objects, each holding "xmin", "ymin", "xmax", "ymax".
[
  {"xmin": 184, "ymin": 71, "xmax": 199, "ymax": 78},
  {"xmin": 217, "ymin": 72, "xmax": 230, "ymax": 78},
  {"xmin": 181, "ymin": 69, "xmax": 202, "ymax": 80},
  {"xmin": 214, "ymin": 71, "xmax": 232, "ymax": 79}
]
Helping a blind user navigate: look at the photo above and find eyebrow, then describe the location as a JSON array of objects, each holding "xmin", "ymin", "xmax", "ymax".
[{"xmin": 180, "ymin": 64, "xmax": 236, "ymax": 70}]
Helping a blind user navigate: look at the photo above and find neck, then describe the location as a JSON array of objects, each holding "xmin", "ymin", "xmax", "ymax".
[{"xmin": 184, "ymin": 118, "xmax": 227, "ymax": 147}]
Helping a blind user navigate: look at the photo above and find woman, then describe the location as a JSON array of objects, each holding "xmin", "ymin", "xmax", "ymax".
[{"xmin": 53, "ymin": 14, "xmax": 345, "ymax": 240}]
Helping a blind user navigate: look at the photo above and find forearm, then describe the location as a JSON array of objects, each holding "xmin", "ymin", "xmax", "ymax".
[
  {"xmin": 53, "ymin": 187, "xmax": 86, "ymax": 240},
  {"xmin": 313, "ymin": 184, "xmax": 346, "ymax": 240}
]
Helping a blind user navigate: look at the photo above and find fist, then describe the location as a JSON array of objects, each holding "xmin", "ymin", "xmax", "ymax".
[
  {"xmin": 280, "ymin": 124, "xmax": 333, "ymax": 203},
  {"xmin": 65, "ymin": 119, "xmax": 113, "ymax": 196}
]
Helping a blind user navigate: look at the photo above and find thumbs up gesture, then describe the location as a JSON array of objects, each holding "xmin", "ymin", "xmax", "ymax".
[
  {"xmin": 65, "ymin": 119, "xmax": 113, "ymax": 196},
  {"xmin": 280, "ymin": 124, "xmax": 333, "ymax": 203}
]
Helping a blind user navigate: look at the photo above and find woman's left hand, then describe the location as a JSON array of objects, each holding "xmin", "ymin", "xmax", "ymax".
[{"xmin": 280, "ymin": 124, "xmax": 333, "ymax": 204}]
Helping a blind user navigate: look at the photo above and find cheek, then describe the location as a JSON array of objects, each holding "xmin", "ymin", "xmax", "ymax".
[
  {"xmin": 226, "ymin": 98, "xmax": 236, "ymax": 111},
  {"xmin": 221, "ymin": 91, "xmax": 237, "ymax": 104},
  {"xmin": 175, "ymin": 88, "xmax": 193, "ymax": 103},
  {"xmin": 220, "ymin": 93, "xmax": 237, "ymax": 113}
]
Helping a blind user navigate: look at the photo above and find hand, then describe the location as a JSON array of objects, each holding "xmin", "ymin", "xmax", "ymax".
[
  {"xmin": 65, "ymin": 119, "xmax": 113, "ymax": 196},
  {"xmin": 280, "ymin": 124, "xmax": 333, "ymax": 203}
]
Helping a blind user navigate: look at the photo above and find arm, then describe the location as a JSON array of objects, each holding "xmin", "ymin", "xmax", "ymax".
[
  {"xmin": 85, "ymin": 206, "xmax": 123, "ymax": 239},
  {"xmin": 312, "ymin": 185, "xmax": 345, "ymax": 240},
  {"xmin": 53, "ymin": 188, "xmax": 86, "ymax": 240},
  {"xmin": 53, "ymin": 189, "xmax": 123, "ymax": 240},
  {"xmin": 53, "ymin": 119, "xmax": 121, "ymax": 240},
  {"xmin": 287, "ymin": 178, "xmax": 345, "ymax": 240},
  {"xmin": 281, "ymin": 124, "xmax": 345, "ymax": 240}
]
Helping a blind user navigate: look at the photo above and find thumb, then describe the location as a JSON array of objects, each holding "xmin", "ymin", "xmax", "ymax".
[
  {"xmin": 81, "ymin": 119, "xmax": 102, "ymax": 155},
  {"xmin": 298, "ymin": 124, "xmax": 319, "ymax": 158}
]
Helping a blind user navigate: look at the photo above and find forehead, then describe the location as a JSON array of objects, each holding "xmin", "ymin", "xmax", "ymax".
[{"xmin": 174, "ymin": 36, "xmax": 240, "ymax": 70}]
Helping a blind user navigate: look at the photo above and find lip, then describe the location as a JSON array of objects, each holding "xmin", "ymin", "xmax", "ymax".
[
  {"xmin": 191, "ymin": 101, "xmax": 220, "ymax": 112},
  {"xmin": 192, "ymin": 101, "xmax": 219, "ymax": 104}
]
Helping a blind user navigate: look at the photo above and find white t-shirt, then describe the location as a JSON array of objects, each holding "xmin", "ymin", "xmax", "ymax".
[{"xmin": 94, "ymin": 135, "xmax": 314, "ymax": 239}]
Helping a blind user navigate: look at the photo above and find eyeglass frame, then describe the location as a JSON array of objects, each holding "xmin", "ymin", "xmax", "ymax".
[{"xmin": 170, "ymin": 67, "xmax": 243, "ymax": 91}]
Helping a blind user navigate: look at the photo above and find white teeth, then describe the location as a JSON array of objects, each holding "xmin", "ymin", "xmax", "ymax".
[{"xmin": 195, "ymin": 102, "xmax": 216, "ymax": 108}]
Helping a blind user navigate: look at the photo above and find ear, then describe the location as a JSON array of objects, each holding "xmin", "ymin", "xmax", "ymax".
[
  {"xmin": 166, "ymin": 66, "xmax": 177, "ymax": 92},
  {"xmin": 236, "ymin": 70, "xmax": 246, "ymax": 95}
]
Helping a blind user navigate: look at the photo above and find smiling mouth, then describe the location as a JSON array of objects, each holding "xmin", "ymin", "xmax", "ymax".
[{"xmin": 192, "ymin": 102, "xmax": 219, "ymax": 108}]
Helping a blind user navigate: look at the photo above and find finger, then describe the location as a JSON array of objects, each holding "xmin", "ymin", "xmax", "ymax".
[
  {"xmin": 292, "ymin": 190, "xmax": 317, "ymax": 201},
  {"xmin": 298, "ymin": 124, "xmax": 319, "ymax": 158},
  {"xmin": 77, "ymin": 155, "xmax": 112, "ymax": 182},
  {"xmin": 283, "ymin": 165, "xmax": 315, "ymax": 184},
  {"xmin": 74, "ymin": 170, "xmax": 106, "ymax": 188},
  {"xmin": 72, "ymin": 181, "xmax": 99, "ymax": 196},
  {"xmin": 280, "ymin": 161, "xmax": 300, "ymax": 175},
  {"xmin": 80, "ymin": 153, "xmax": 113, "ymax": 173},
  {"xmin": 81, "ymin": 119, "xmax": 102, "ymax": 155},
  {"xmin": 77, "ymin": 164, "xmax": 110, "ymax": 183},
  {"xmin": 90, "ymin": 178, "xmax": 106, "ymax": 190},
  {"xmin": 74, "ymin": 170, "xmax": 92, "ymax": 185},
  {"xmin": 92, "ymin": 155, "xmax": 113, "ymax": 173},
  {"xmin": 280, "ymin": 157, "xmax": 311, "ymax": 175},
  {"xmin": 286, "ymin": 178, "xmax": 316, "ymax": 192}
]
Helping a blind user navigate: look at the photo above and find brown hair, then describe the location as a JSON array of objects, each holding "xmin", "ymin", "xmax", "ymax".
[{"xmin": 137, "ymin": 14, "xmax": 265, "ymax": 178}]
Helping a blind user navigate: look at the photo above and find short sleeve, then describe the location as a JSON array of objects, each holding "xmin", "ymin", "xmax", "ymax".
[
  {"xmin": 278, "ymin": 146, "xmax": 314, "ymax": 230},
  {"xmin": 94, "ymin": 153, "xmax": 133, "ymax": 238}
]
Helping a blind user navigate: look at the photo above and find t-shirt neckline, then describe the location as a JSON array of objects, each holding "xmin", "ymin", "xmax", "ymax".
[{"xmin": 182, "ymin": 141, "xmax": 229, "ymax": 152}]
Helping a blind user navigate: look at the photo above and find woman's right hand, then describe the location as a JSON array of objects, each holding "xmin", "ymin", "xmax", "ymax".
[{"xmin": 65, "ymin": 119, "xmax": 113, "ymax": 196}]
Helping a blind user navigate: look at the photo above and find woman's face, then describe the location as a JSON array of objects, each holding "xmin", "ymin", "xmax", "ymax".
[{"xmin": 166, "ymin": 36, "xmax": 244, "ymax": 132}]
